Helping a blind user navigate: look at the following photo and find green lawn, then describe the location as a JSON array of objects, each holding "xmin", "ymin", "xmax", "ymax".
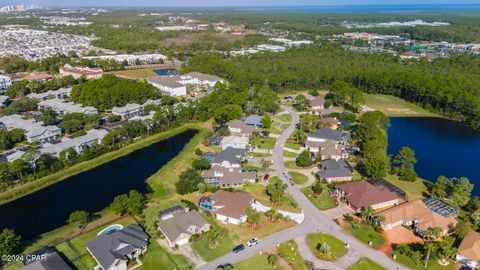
[
  {"xmin": 302, "ymin": 186, "xmax": 337, "ymax": 210},
  {"xmin": 141, "ymin": 240, "xmax": 191, "ymax": 270},
  {"xmin": 285, "ymin": 142, "xmax": 302, "ymax": 150},
  {"xmin": 383, "ymin": 174, "xmax": 427, "ymax": 200},
  {"xmin": 283, "ymin": 150, "xmax": 298, "ymax": 158},
  {"xmin": 191, "ymin": 236, "xmax": 235, "ymax": 261},
  {"xmin": 278, "ymin": 240, "xmax": 306, "ymax": 270},
  {"xmin": 345, "ymin": 222, "xmax": 385, "ymax": 248},
  {"xmin": 364, "ymin": 94, "xmax": 440, "ymax": 117},
  {"xmin": 348, "ymin": 258, "xmax": 386, "ymax": 270},
  {"xmin": 280, "ymin": 123, "xmax": 291, "ymax": 130},
  {"xmin": 275, "ymin": 114, "xmax": 292, "ymax": 122},
  {"xmin": 235, "ymin": 254, "xmax": 275, "ymax": 270},
  {"xmin": 306, "ymin": 233, "xmax": 347, "ymax": 261},
  {"xmin": 289, "ymin": 171, "xmax": 309, "ymax": 185},
  {"xmin": 392, "ymin": 251, "xmax": 453, "ymax": 270},
  {"xmin": 253, "ymin": 137, "xmax": 276, "ymax": 150},
  {"xmin": 253, "ymin": 152, "xmax": 272, "ymax": 157}
]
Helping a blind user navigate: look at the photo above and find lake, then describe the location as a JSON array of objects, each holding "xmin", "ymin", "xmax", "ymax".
[
  {"xmin": 0, "ymin": 130, "xmax": 196, "ymax": 240},
  {"xmin": 154, "ymin": 69, "xmax": 179, "ymax": 77},
  {"xmin": 388, "ymin": 117, "xmax": 480, "ymax": 195}
]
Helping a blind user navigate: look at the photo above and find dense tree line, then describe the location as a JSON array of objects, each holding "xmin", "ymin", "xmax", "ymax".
[
  {"xmin": 70, "ymin": 75, "xmax": 161, "ymax": 110},
  {"xmin": 186, "ymin": 45, "xmax": 480, "ymax": 128}
]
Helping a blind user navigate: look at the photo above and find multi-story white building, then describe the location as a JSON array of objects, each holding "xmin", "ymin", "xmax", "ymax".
[
  {"xmin": 146, "ymin": 77, "xmax": 187, "ymax": 97},
  {"xmin": 59, "ymin": 64, "xmax": 103, "ymax": 79},
  {"xmin": 38, "ymin": 98, "xmax": 98, "ymax": 115},
  {"xmin": 111, "ymin": 103, "xmax": 144, "ymax": 120},
  {"xmin": 27, "ymin": 88, "xmax": 72, "ymax": 101},
  {"xmin": 146, "ymin": 72, "xmax": 224, "ymax": 96},
  {"xmin": 0, "ymin": 114, "xmax": 62, "ymax": 143}
]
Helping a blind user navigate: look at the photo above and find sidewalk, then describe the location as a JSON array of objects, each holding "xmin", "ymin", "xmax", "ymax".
[{"xmin": 251, "ymin": 201, "xmax": 305, "ymax": 223}]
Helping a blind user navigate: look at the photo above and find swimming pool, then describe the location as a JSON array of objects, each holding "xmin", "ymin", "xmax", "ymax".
[
  {"xmin": 97, "ymin": 224, "xmax": 124, "ymax": 236},
  {"xmin": 154, "ymin": 69, "xmax": 179, "ymax": 76}
]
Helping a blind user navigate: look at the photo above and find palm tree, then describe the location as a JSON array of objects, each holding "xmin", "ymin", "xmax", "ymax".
[
  {"xmin": 422, "ymin": 227, "xmax": 442, "ymax": 268},
  {"xmin": 267, "ymin": 254, "xmax": 279, "ymax": 268},
  {"xmin": 317, "ymin": 242, "xmax": 331, "ymax": 258},
  {"xmin": 360, "ymin": 206, "xmax": 375, "ymax": 222}
]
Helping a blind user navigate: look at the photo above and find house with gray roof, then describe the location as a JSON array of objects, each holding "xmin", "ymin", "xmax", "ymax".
[
  {"xmin": 316, "ymin": 159, "xmax": 353, "ymax": 183},
  {"xmin": 307, "ymin": 128, "xmax": 350, "ymax": 144},
  {"xmin": 0, "ymin": 114, "xmax": 61, "ymax": 143},
  {"xmin": 86, "ymin": 223, "xmax": 149, "ymax": 270},
  {"xmin": 203, "ymin": 165, "xmax": 257, "ymax": 188},
  {"xmin": 40, "ymin": 129, "xmax": 108, "ymax": 157},
  {"xmin": 111, "ymin": 103, "xmax": 144, "ymax": 120},
  {"xmin": 157, "ymin": 210, "xmax": 210, "ymax": 247},
  {"xmin": 243, "ymin": 115, "xmax": 264, "ymax": 128},
  {"xmin": 20, "ymin": 250, "xmax": 72, "ymax": 270},
  {"xmin": 228, "ymin": 119, "xmax": 255, "ymax": 137},
  {"xmin": 38, "ymin": 98, "xmax": 98, "ymax": 115},
  {"xmin": 211, "ymin": 147, "xmax": 246, "ymax": 168}
]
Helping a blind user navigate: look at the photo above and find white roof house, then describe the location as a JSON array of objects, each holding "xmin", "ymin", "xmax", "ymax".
[
  {"xmin": 40, "ymin": 129, "xmax": 108, "ymax": 157},
  {"xmin": 111, "ymin": 103, "xmax": 144, "ymax": 120},
  {"xmin": 0, "ymin": 114, "xmax": 61, "ymax": 143},
  {"xmin": 27, "ymin": 88, "xmax": 72, "ymax": 101},
  {"xmin": 38, "ymin": 98, "xmax": 98, "ymax": 115},
  {"xmin": 220, "ymin": 136, "xmax": 249, "ymax": 150},
  {"xmin": 146, "ymin": 72, "xmax": 224, "ymax": 96}
]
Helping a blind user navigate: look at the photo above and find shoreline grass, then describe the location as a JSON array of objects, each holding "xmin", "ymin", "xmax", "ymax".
[{"xmin": 0, "ymin": 123, "xmax": 205, "ymax": 206}]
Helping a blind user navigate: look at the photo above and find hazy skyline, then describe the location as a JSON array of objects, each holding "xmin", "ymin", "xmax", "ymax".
[{"xmin": 2, "ymin": 0, "xmax": 480, "ymax": 7}]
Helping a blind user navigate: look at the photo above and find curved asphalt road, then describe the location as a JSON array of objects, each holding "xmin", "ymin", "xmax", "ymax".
[{"xmin": 197, "ymin": 106, "xmax": 407, "ymax": 270}]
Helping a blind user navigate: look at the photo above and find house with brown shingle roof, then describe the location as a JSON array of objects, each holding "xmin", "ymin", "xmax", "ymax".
[
  {"xmin": 306, "ymin": 139, "xmax": 346, "ymax": 161},
  {"xmin": 309, "ymin": 97, "xmax": 325, "ymax": 114},
  {"xmin": 228, "ymin": 119, "xmax": 255, "ymax": 137},
  {"xmin": 379, "ymin": 200, "xmax": 457, "ymax": 236},
  {"xmin": 157, "ymin": 210, "xmax": 210, "ymax": 247},
  {"xmin": 456, "ymin": 231, "xmax": 480, "ymax": 268},
  {"xmin": 335, "ymin": 180, "xmax": 399, "ymax": 212},
  {"xmin": 198, "ymin": 190, "xmax": 253, "ymax": 225}
]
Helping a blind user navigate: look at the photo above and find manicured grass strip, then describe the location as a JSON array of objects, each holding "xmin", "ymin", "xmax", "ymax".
[
  {"xmin": 391, "ymin": 251, "xmax": 452, "ymax": 270},
  {"xmin": 142, "ymin": 240, "xmax": 191, "ymax": 270},
  {"xmin": 348, "ymin": 258, "xmax": 386, "ymax": 270},
  {"xmin": 278, "ymin": 240, "xmax": 306, "ymax": 270},
  {"xmin": 288, "ymin": 171, "xmax": 308, "ymax": 185},
  {"xmin": 253, "ymin": 137, "xmax": 276, "ymax": 150},
  {"xmin": 191, "ymin": 237, "xmax": 234, "ymax": 262},
  {"xmin": 285, "ymin": 142, "xmax": 302, "ymax": 150},
  {"xmin": 275, "ymin": 114, "xmax": 292, "ymax": 122},
  {"xmin": 302, "ymin": 186, "xmax": 336, "ymax": 210},
  {"xmin": 283, "ymin": 150, "xmax": 298, "ymax": 158},
  {"xmin": 364, "ymin": 94, "xmax": 440, "ymax": 117},
  {"xmin": 253, "ymin": 152, "xmax": 272, "ymax": 157},
  {"xmin": 235, "ymin": 254, "xmax": 275, "ymax": 270},
  {"xmin": 346, "ymin": 223, "xmax": 385, "ymax": 248},
  {"xmin": 306, "ymin": 233, "xmax": 347, "ymax": 261}
]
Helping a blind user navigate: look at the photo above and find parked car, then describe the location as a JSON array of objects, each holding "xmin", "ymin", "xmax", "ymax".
[
  {"xmin": 283, "ymin": 171, "xmax": 292, "ymax": 180},
  {"xmin": 263, "ymin": 174, "xmax": 270, "ymax": 181},
  {"xmin": 247, "ymin": 238, "xmax": 259, "ymax": 247},
  {"xmin": 232, "ymin": 244, "xmax": 245, "ymax": 253}
]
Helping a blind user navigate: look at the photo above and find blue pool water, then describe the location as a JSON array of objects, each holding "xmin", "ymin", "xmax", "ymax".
[
  {"xmin": 154, "ymin": 69, "xmax": 179, "ymax": 77},
  {"xmin": 98, "ymin": 224, "xmax": 123, "ymax": 236}
]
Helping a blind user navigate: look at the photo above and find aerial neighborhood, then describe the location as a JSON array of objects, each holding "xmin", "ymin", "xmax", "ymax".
[{"xmin": 0, "ymin": 4, "xmax": 479, "ymax": 270}]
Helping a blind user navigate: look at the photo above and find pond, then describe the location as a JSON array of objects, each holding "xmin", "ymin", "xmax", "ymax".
[
  {"xmin": 388, "ymin": 117, "xmax": 480, "ymax": 195},
  {"xmin": 153, "ymin": 69, "xmax": 179, "ymax": 77},
  {"xmin": 0, "ymin": 130, "xmax": 196, "ymax": 240}
]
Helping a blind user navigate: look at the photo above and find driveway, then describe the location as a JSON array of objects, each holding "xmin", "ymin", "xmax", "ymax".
[
  {"xmin": 322, "ymin": 202, "xmax": 354, "ymax": 219},
  {"xmin": 197, "ymin": 106, "xmax": 408, "ymax": 270}
]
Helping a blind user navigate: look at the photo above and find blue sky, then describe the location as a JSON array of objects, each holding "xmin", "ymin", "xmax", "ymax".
[{"xmin": 3, "ymin": 0, "xmax": 480, "ymax": 7}]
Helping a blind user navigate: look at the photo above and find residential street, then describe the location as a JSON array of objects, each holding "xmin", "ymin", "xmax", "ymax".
[{"xmin": 197, "ymin": 106, "xmax": 408, "ymax": 270}]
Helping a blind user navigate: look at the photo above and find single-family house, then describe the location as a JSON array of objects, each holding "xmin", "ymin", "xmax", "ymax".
[
  {"xmin": 316, "ymin": 159, "xmax": 353, "ymax": 183},
  {"xmin": 198, "ymin": 190, "xmax": 254, "ymax": 225},
  {"xmin": 307, "ymin": 128, "xmax": 350, "ymax": 144},
  {"xmin": 210, "ymin": 147, "xmax": 246, "ymax": 168},
  {"xmin": 309, "ymin": 97, "xmax": 325, "ymax": 114},
  {"xmin": 243, "ymin": 115, "xmax": 264, "ymax": 128},
  {"xmin": 111, "ymin": 103, "xmax": 144, "ymax": 120},
  {"xmin": 305, "ymin": 140, "xmax": 346, "ymax": 160},
  {"xmin": 379, "ymin": 200, "xmax": 457, "ymax": 236},
  {"xmin": 456, "ymin": 231, "xmax": 480, "ymax": 269},
  {"xmin": 319, "ymin": 117, "xmax": 340, "ymax": 129},
  {"xmin": 220, "ymin": 136, "xmax": 249, "ymax": 150},
  {"xmin": 334, "ymin": 180, "xmax": 400, "ymax": 212},
  {"xmin": 157, "ymin": 210, "xmax": 210, "ymax": 247},
  {"xmin": 86, "ymin": 223, "xmax": 149, "ymax": 270},
  {"xmin": 228, "ymin": 119, "xmax": 255, "ymax": 137},
  {"xmin": 20, "ymin": 250, "xmax": 72, "ymax": 270},
  {"xmin": 202, "ymin": 165, "xmax": 257, "ymax": 187},
  {"xmin": 158, "ymin": 205, "xmax": 185, "ymax": 221}
]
